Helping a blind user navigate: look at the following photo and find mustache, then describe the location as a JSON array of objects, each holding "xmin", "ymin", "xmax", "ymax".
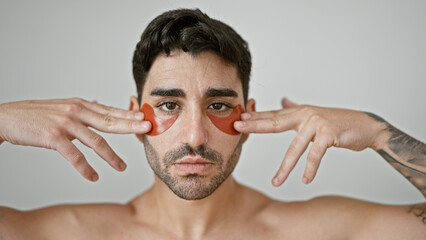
[{"xmin": 164, "ymin": 144, "xmax": 222, "ymax": 165}]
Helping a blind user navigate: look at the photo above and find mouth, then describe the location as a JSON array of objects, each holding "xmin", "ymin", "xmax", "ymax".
[{"xmin": 172, "ymin": 157, "xmax": 214, "ymax": 174}]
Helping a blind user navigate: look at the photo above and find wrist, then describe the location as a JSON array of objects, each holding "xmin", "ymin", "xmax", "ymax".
[
  {"xmin": 0, "ymin": 103, "xmax": 6, "ymax": 145},
  {"xmin": 371, "ymin": 124, "xmax": 390, "ymax": 151},
  {"xmin": 370, "ymin": 119, "xmax": 391, "ymax": 152},
  {"xmin": 363, "ymin": 112, "xmax": 390, "ymax": 151}
]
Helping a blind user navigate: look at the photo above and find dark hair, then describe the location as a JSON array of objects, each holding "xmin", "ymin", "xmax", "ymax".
[{"xmin": 132, "ymin": 8, "xmax": 251, "ymax": 105}]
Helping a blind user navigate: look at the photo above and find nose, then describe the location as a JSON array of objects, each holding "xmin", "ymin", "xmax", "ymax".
[{"xmin": 180, "ymin": 107, "xmax": 209, "ymax": 148}]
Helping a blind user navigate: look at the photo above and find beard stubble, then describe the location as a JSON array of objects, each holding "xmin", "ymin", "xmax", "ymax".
[{"xmin": 143, "ymin": 135, "xmax": 244, "ymax": 200}]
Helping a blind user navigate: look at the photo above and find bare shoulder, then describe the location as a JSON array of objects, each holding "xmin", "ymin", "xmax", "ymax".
[
  {"xmin": 309, "ymin": 196, "xmax": 426, "ymax": 239},
  {"xmin": 0, "ymin": 203, "xmax": 134, "ymax": 240},
  {"xmin": 262, "ymin": 195, "xmax": 426, "ymax": 240},
  {"xmin": 0, "ymin": 206, "xmax": 25, "ymax": 239}
]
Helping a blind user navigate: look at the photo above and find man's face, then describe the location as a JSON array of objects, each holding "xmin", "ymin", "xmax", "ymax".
[{"xmin": 140, "ymin": 50, "xmax": 248, "ymax": 200}]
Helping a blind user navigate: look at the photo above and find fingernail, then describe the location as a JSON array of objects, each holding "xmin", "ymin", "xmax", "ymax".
[
  {"xmin": 241, "ymin": 113, "xmax": 251, "ymax": 120},
  {"xmin": 303, "ymin": 176, "xmax": 309, "ymax": 184},
  {"xmin": 135, "ymin": 112, "xmax": 144, "ymax": 120},
  {"xmin": 92, "ymin": 173, "xmax": 99, "ymax": 182},
  {"xmin": 141, "ymin": 122, "xmax": 150, "ymax": 130},
  {"xmin": 119, "ymin": 162, "xmax": 127, "ymax": 171},
  {"xmin": 272, "ymin": 177, "xmax": 281, "ymax": 186},
  {"xmin": 272, "ymin": 173, "xmax": 283, "ymax": 186},
  {"xmin": 234, "ymin": 121, "xmax": 246, "ymax": 128}
]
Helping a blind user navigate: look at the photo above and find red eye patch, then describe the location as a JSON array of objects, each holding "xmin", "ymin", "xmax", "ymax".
[
  {"xmin": 206, "ymin": 104, "xmax": 245, "ymax": 135},
  {"xmin": 141, "ymin": 103, "xmax": 178, "ymax": 136},
  {"xmin": 141, "ymin": 103, "xmax": 245, "ymax": 136}
]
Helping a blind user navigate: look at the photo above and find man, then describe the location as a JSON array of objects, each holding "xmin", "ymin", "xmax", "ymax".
[{"xmin": 1, "ymin": 8, "xmax": 425, "ymax": 239}]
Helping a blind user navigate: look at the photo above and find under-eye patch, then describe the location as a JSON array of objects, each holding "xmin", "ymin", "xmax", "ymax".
[
  {"xmin": 141, "ymin": 103, "xmax": 244, "ymax": 136},
  {"xmin": 206, "ymin": 104, "xmax": 245, "ymax": 135},
  {"xmin": 141, "ymin": 103, "xmax": 178, "ymax": 136}
]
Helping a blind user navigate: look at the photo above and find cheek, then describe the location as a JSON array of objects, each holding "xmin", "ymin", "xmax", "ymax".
[
  {"xmin": 141, "ymin": 104, "xmax": 178, "ymax": 136},
  {"xmin": 206, "ymin": 104, "xmax": 245, "ymax": 135}
]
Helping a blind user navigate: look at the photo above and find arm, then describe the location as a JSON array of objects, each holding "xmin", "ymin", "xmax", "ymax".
[
  {"xmin": 365, "ymin": 113, "xmax": 426, "ymax": 196},
  {"xmin": 235, "ymin": 98, "xmax": 425, "ymax": 196},
  {"xmin": 0, "ymin": 98, "xmax": 151, "ymax": 181}
]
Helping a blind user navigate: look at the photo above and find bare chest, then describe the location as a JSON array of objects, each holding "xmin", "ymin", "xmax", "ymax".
[{"xmin": 92, "ymin": 220, "xmax": 293, "ymax": 240}]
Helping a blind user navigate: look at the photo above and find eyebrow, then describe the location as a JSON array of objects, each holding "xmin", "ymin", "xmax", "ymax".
[
  {"xmin": 205, "ymin": 88, "xmax": 238, "ymax": 98},
  {"xmin": 150, "ymin": 88, "xmax": 186, "ymax": 97}
]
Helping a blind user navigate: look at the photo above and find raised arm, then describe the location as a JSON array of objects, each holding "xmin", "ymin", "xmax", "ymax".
[
  {"xmin": 235, "ymin": 98, "xmax": 425, "ymax": 197},
  {"xmin": 365, "ymin": 112, "xmax": 426, "ymax": 196},
  {"xmin": 0, "ymin": 98, "xmax": 152, "ymax": 181}
]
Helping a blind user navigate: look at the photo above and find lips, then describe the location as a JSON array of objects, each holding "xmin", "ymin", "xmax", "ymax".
[
  {"xmin": 174, "ymin": 157, "xmax": 212, "ymax": 164},
  {"xmin": 172, "ymin": 158, "xmax": 213, "ymax": 174}
]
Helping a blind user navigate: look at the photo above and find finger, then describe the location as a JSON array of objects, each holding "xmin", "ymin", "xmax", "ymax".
[
  {"xmin": 281, "ymin": 98, "xmax": 299, "ymax": 108},
  {"xmin": 70, "ymin": 124, "xmax": 127, "ymax": 172},
  {"xmin": 69, "ymin": 105, "xmax": 152, "ymax": 134},
  {"xmin": 240, "ymin": 107, "xmax": 299, "ymax": 121},
  {"xmin": 234, "ymin": 112, "xmax": 301, "ymax": 133},
  {"xmin": 86, "ymin": 115, "xmax": 152, "ymax": 134},
  {"xmin": 272, "ymin": 123, "xmax": 316, "ymax": 186},
  {"xmin": 54, "ymin": 138, "xmax": 98, "ymax": 181},
  {"xmin": 80, "ymin": 99, "xmax": 144, "ymax": 121},
  {"xmin": 36, "ymin": 98, "xmax": 141, "ymax": 121},
  {"xmin": 303, "ymin": 138, "xmax": 328, "ymax": 184}
]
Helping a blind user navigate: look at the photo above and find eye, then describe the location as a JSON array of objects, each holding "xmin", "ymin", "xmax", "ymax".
[
  {"xmin": 208, "ymin": 102, "xmax": 230, "ymax": 111},
  {"xmin": 159, "ymin": 102, "xmax": 179, "ymax": 112},
  {"xmin": 165, "ymin": 102, "xmax": 177, "ymax": 110}
]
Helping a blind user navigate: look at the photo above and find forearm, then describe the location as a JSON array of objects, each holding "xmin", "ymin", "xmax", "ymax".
[
  {"xmin": 366, "ymin": 113, "xmax": 426, "ymax": 197},
  {"xmin": 0, "ymin": 103, "xmax": 5, "ymax": 145}
]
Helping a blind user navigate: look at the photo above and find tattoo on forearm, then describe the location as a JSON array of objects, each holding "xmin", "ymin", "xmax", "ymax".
[
  {"xmin": 365, "ymin": 112, "xmax": 426, "ymax": 197},
  {"xmin": 407, "ymin": 205, "xmax": 426, "ymax": 224}
]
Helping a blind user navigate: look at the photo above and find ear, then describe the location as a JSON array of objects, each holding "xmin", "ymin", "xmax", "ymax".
[
  {"xmin": 242, "ymin": 98, "xmax": 256, "ymax": 143},
  {"xmin": 129, "ymin": 96, "xmax": 144, "ymax": 143}
]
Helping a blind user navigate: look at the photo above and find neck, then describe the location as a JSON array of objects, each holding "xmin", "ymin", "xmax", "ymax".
[{"xmin": 132, "ymin": 175, "xmax": 241, "ymax": 238}]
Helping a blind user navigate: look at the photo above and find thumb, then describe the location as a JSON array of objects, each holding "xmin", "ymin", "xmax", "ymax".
[{"xmin": 281, "ymin": 97, "xmax": 298, "ymax": 108}]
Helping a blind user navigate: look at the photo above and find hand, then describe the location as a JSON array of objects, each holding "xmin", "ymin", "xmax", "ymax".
[
  {"xmin": 0, "ymin": 98, "xmax": 152, "ymax": 181},
  {"xmin": 234, "ymin": 98, "xmax": 388, "ymax": 186}
]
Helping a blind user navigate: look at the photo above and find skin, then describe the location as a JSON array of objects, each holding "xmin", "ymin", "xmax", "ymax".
[
  {"xmin": 234, "ymin": 99, "xmax": 426, "ymax": 195},
  {"xmin": 0, "ymin": 98, "xmax": 152, "ymax": 181},
  {"xmin": 0, "ymin": 51, "xmax": 425, "ymax": 239}
]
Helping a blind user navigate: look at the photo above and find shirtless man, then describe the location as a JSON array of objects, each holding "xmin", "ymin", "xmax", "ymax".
[{"xmin": 0, "ymin": 8, "xmax": 425, "ymax": 239}]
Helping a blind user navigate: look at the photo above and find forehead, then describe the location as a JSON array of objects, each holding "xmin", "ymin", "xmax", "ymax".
[{"xmin": 143, "ymin": 50, "xmax": 242, "ymax": 97}]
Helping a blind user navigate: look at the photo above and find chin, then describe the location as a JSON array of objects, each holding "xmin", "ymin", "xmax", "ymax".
[{"xmin": 165, "ymin": 173, "xmax": 228, "ymax": 201}]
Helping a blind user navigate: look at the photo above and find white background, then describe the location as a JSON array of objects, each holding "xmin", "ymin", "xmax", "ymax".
[{"xmin": 0, "ymin": 0, "xmax": 425, "ymax": 210}]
